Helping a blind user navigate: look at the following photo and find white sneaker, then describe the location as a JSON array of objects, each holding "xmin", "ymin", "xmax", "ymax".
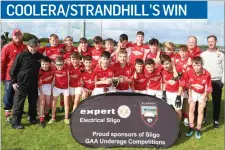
[{"xmin": 184, "ymin": 118, "xmax": 189, "ymax": 126}]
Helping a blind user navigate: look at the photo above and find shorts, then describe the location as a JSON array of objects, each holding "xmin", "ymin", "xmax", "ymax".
[
  {"xmin": 191, "ymin": 91, "xmax": 207, "ymax": 103},
  {"xmin": 116, "ymin": 88, "xmax": 132, "ymax": 92},
  {"xmin": 134, "ymin": 90, "xmax": 146, "ymax": 94},
  {"xmin": 53, "ymin": 87, "xmax": 69, "ymax": 97},
  {"xmin": 92, "ymin": 87, "xmax": 115, "ymax": 96},
  {"xmin": 38, "ymin": 84, "xmax": 52, "ymax": 96},
  {"xmin": 182, "ymin": 90, "xmax": 188, "ymax": 99},
  {"xmin": 69, "ymin": 87, "xmax": 82, "ymax": 95},
  {"xmin": 166, "ymin": 91, "xmax": 183, "ymax": 110},
  {"xmin": 146, "ymin": 89, "xmax": 162, "ymax": 99},
  {"xmin": 83, "ymin": 87, "xmax": 92, "ymax": 93}
]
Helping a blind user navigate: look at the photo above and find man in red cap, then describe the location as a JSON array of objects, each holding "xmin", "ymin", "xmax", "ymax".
[{"xmin": 1, "ymin": 29, "xmax": 26, "ymax": 123}]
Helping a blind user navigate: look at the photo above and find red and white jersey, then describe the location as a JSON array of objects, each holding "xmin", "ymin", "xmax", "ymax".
[
  {"xmin": 53, "ymin": 65, "xmax": 69, "ymax": 89},
  {"xmin": 38, "ymin": 68, "xmax": 54, "ymax": 85},
  {"xmin": 67, "ymin": 64, "xmax": 82, "ymax": 88},
  {"xmin": 145, "ymin": 66, "xmax": 163, "ymax": 90},
  {"xmin": 186, "ymin": 68, "xmax": 212, "ymax": 94},
  {"xmin": 129, "ymin": 44, "xmax": 149, "ymax": 64},
  {"xmin": 188, "ymin": 46, "xmax": 202, "ymax": 59},
  {"xmin": 62, "ymin": 46, "xmax": 78, "ymax": 62},
  {"xmin": 132, "ymin": 72, "xmax": 148, "ymax": 90},
  {"xmin": 91, "ymin": 47, "xmax": 105, "ymax": 68},
  {"xmin": 80, "ymin": 47, "xmax": 92, "ymax": 57},
  {"xmin": 44, "ymin": 44, "xmax": 66, "ymax": 61},
  {"xmin": 81, "ymin": 70, "xmax": 95, "ymax": 90},
  {"xmin": 112, "ymin": 62, "xmax": 133, "ymax": 90},
  {"xmin": 175, "ymin": 57, "xmax": 192, "ymax": 73},
  {"xmin": 145, "ymin": 50, "xmax": 162, "ymax": 60},
  {"xmin": 162, "ymin": 52, "xmax": 179, "ymax": 60},
  {"xmin": 94, "ymin": 66, "xmax": 114, "ymax": 88},
  {"xmin": 162, "ymin": 67, "xmax": 185, "ymax": 92},
  {"xmin": 110, "ymin": 52, "xmax": 117, "ymax": 66}
]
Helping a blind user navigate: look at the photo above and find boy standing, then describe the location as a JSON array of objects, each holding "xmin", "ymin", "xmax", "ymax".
[
  {"xmin": 186, "ymin": 56, "xmax": 212, "ymax": 139},
  {"xmin": 92, "ymin": 51, "xmax": 114, "ymax": 95},
  {"xmin": 112, "ymin": 49, "xmax": 133, "ymax": 92},
  {"xmin": 91, "ymin": 36, "xmax": 105, "ymax": 68},
  {"xmin": 161, "ymin": 55, "xmax": 185, "ymax": 121}
]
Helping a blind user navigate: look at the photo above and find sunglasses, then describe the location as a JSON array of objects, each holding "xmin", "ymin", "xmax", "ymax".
[{"xmin": 56, "ymin": 63, "xmax": 63, "ymax": 66}]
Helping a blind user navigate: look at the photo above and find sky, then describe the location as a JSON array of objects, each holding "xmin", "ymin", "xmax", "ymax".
[{"xmin": 1, "ymin": 1, "xmax": 224, "ymax": 46}]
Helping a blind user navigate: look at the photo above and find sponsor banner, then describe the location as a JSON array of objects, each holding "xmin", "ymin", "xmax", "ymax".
[{"xmin": 70, "ymin": 92, "xmax": 179, "ymax": 148}]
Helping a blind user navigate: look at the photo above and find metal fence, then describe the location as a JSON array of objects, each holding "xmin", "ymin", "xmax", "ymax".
[{"xmin": 1, "ymin": 20, "xmax": 224, "ymax": 47}]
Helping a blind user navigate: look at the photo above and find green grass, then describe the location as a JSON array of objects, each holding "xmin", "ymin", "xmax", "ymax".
[{"xmin": 1, "ymin": 85, "xmax": 224, "ymax": 150}]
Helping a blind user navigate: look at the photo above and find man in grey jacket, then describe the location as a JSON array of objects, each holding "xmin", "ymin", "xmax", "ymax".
[{"xmin": 200, "ymin": 35, "xmax": 224, "ymax": 128}]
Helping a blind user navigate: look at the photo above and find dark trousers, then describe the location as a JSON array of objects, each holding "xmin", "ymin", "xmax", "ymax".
[
  {"xmin": 212, "ymin": 80, "xmax": 223, "ymax": 122},
  {"xmin": 3, "ymin": 80, "xmax": 15, "ymax": 111},
  {"xmin": 12, "ymin": 85, "xmax": 38, "ymax": 125}
]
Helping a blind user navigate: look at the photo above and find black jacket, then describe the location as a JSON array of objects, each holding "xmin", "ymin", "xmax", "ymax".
[{"xmin": 10, "ymin": 50, "xmax": 45, "ymax": 86}]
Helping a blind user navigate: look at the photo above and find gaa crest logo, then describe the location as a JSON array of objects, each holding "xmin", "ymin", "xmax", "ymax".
[
  {"xmin": 140, "ymin": 104, "xmax": 158, "ymax": 127},
  {"xmin": 117, "ymin": 105, "xmax": 131, "ymax": 119}
]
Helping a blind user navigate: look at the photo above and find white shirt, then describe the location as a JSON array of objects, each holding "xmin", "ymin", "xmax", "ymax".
[{"xmin": 200, "ymin": 50, "xmax": 224, "ymax": 84}]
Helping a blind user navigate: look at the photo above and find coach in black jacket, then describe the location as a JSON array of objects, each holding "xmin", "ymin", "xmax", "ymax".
[{"xmin": 10, "ymin": 38, "xmax": 45, "ymax": 129}]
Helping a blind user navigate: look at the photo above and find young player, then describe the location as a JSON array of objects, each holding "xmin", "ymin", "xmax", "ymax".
[
  {"xmin": 62, "ymin": 36, "xmax": 77, "ymax": 64},
  {"xmin": 91, "ymin": 36, "xmax": 105, "ymax": 68},
  {"xmin": 68, "ymin": 52, "xmax": 83, "ymax": 111},
  {"xmin": 144, "ymin": 38, "xmax": 161, "ymax": 65},
  {"xmin": 116, "ymin": 34, "xmax": 133, "ymax": 60},
  {"xmin": 38, "ymin": 57, "xmax": 54, "ymax": 127},
  {"xmin": 132, "ymin": 59, "xmax": 148, "ymax": 94},
  {"xmin": 175, "ymin": 45, "xmax": 192, "ymax": 126},
  {"xmin": 92, "ymin": 51, "xmax": 114, "ymax": 95},
  {"xmin": 78, "ymin": 37, "xmax": 92, "ymax": 57},
  {"xmin": 81, "ymin": 55, "xmax": 95, "ymax": 99},
  {"xmin": 104, "ymin": 38, "xmax": 117, "ymax": 65},
  {"xmin": 161, "ymin": 55, "xmax": 185, "ymax": 121},
  {"xmin": 129, "ymin": 31, "xmax": 149, "ymax": 65},
  {"xmin": 48, "ymin": 57, "xmax": 70, "ymax": 125},
  {"xmin": 112, "ymin": 49, "xmax": 133, "ymax": 92},
  {"xmin": 145, "ymin": 59, "xmax": 163, "ymax": 99},
  {"xmin": 163, "ymin": 42, "xmax": 179, "ymax": 60},
  {"xmin": 185, "ymin": 56, "xmax": 212, "ymax": 139}
]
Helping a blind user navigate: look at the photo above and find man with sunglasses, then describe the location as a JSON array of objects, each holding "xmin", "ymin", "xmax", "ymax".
[{"xmin": 10, "ymin": 38, "xmax": 45, "ymax": 129}]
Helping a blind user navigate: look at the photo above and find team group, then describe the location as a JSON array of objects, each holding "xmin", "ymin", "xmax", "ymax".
[{"xmin": 1, "ymin": 29, "xmax": 224, "ymax": 140}]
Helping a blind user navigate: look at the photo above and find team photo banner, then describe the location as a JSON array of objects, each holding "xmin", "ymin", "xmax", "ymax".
[{"xmin": 1, "ymin": 1, "xmax": 207, "ymax": 19}]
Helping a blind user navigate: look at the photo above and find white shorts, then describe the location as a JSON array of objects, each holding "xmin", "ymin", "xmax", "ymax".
[
  {"xmin": 116, "ymin": 89, "xmax": 132, "ymax": 92},
  {"xmin": 134, "ymin": 90, "xmax": 146, "ymax": 94},
  {"xmin": 146, "ymin": 89, "xmax": 162, "ymax": 99},
  {"xmin": 53, "ymin": 87, "xmax": 69, "ymax": 97},
  {"xmin": 191, "ymin": 91, "xmax": 207, "ymax": 103},
  {"xmin": 69, "ymin": 87, "xmax": 82, "ymax": 95},
  {"xmin": 182, "ymin": 90, "xmax": 189, "ymax": 99},
  {"xmin": 83, "ymin": 87, "xmax": 92, "ymax": 93},
  {"xmin": 38, "ymin": 84, "xmax": 52, "ymax": 96},
  {"xmin": 166, "ymin": 91, "xmax": 183, "ymax": 110},
  {"xmin": 92, "ymin": 87, "xmax": 115, "ymax": 96}
]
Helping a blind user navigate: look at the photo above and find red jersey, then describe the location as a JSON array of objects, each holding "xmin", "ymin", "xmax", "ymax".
[
  {"xmin": 145, "ymin": 50, "xmax": 162, "ymax": 60},
  {"xmin": 67, "ymin": 64, "xmax": 82, "ymax": 88},
  {"xmin": 162, "ymin": 67, "xmax": 185, "ymax": 92},
  {"xmin": 129, "ymin": 44, "xmax": 149, "ymax": 64},
  {"xmin": 81, "ymin": 70, "xmax": 95, "ymax": 90},
  {"xmin": 45, "ymin": 44, "xmax": 66, "ymax": 61},
  {"xmin": 175, "ymin": 57, "xmax": 192, "ymax": 73},
  {"xmin": 94, "ymin": 66, "xmax": 114, "ymax": 88},
  {"xmin": 53, "ymin": 66, "xmax": 69, "ymax": 89},
  {"xmin": 188, "ymin": 46, "xmax": 202, "ymax": 59},
  {"xmin": 1, "ymin": 42, "xmax": 26, "ymax": 80},
  {"xmin": 133, "ymin": 72, "xmax": 148, "ymax": 90},
  {"xmin": 80, "ymin": 47, "xmax": 92, "ymax": 57},
  {"xmin": 110, "ymin": 52, "xmax": 117, "ymax": 66},
  {"xmin": 186, "ymin": 68, "xmax": 212, "ymax": 94},
  {"xmin": 91, "ymin": 47, "xmax": 105, "ymax": 67},
  {"xmin": 38, "ymin": 68, "xmax": 54, "ymax": 85},
  {"xmin": 62, "ymin": 46, "xmax": 78, "ymax": 61},
  {"xmin": 145, "ymin": 67, "xmax": 163, "ymax": 90},
  {"xmin": 112, "ymin": 62, "xmax": 133, "ymax": 90}
]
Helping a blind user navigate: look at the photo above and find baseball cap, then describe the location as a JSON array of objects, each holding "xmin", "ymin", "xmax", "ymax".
[
  {"xmin": 12, "ymin": 29, "xmax": 22, "ymax": 36},
  {"xmin": 28, "ymin": 38, "xmax": 39, "ymax": 47}
]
